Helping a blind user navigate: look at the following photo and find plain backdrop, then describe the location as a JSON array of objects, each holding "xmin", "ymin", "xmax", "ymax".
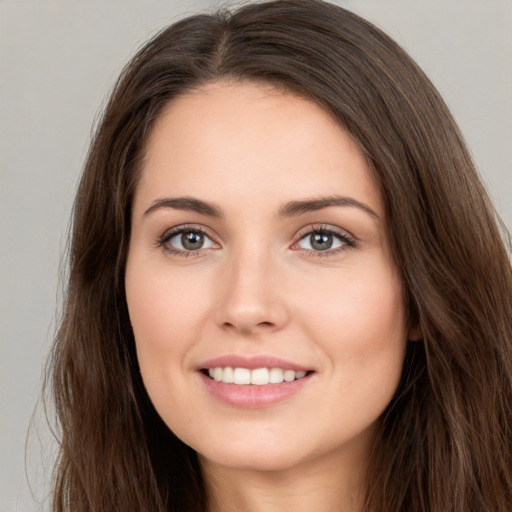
[{"xmin": 1, "ymin": 1, "xmax": 511, "ymax": 510}]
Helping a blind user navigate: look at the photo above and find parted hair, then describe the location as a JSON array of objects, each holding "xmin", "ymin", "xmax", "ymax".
[{"xmin": 47, "ymin": 1, "xmax": 512, "ymax": 510}]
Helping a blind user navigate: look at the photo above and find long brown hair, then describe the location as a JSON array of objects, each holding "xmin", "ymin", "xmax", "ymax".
[{"xmin": 46, "ymin": 1, "xmax": 512, "ymax": 510}]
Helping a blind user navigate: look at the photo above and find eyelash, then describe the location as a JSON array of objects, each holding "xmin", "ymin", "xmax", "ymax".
[
  {"xmin": 294, "ymin": 225, "xmax": 356, "ymax": 257},
  {"xmin": 156, "ymin": 224, "xmax": 216, "ymax": 257},
  {"xmin": 156, "ymin": 224, "xmax": 356, "ymax": 258}
]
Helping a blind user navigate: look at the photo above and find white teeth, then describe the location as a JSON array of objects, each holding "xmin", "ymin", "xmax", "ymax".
[
  {"xmin": 213, "ymin": 367, "xmax": 223, "ymax": 382},
  {"xmin": 283, "ymin": 370, "xmax": 296, "ymax": 382},
  {"xmin": 269, "ymin": 368, "xmax": 284, "ymax": 383},
  {"xmin": 206, "ymin": 367, "xmax": 309, "ymax": 385},
  {"xmin": 223, "ymin": 366, "xmax": 234, "ymax": 383},
  {"xmin": 233, "ymin": 367, "xmax": 251, "ymax": 385},
  {"xmin": 251, "ymin": 368, "xmax": 269, "ymax": 385}
]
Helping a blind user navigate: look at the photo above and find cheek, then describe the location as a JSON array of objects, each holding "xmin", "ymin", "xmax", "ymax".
[
  {"xmin": 300, "ymin": 261, "xmax": 406, "ymax": 340},
  {"xmin": 125, "ymin": 263, "xmax": 210, "ymax": 379},
  {"xmin": 125, "ymin": 264, "xmax": 212, "ymax": 431},
  {"xmin": 127, "ymin": 259, "xmax": 207, "ymax": 332},
  {"xmin": 298, "ymin": 261, "xmax": 407, "ymax": 398}
]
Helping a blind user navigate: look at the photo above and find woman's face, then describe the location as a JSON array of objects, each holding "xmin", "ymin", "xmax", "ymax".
[{"xmin": 126, "ymin": 81, "xmax": 410, "ymax": 474}]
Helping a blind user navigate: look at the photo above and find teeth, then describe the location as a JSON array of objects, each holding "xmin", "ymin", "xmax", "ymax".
[
  {"xmin": 206, "ymin": 367, "xmax": 309, "ymax": 385},
  {"xmin": 269, "ymin": 368, "xmax": 283, "ymax": 384},
  {"xmin": 223, "ymin": 366, "xmax": 234, "ymax": 383},
  {"xmin": 283, "ymin": 370, "xmax": 295, "ymax": 382},
  {"xmin": 233, "ymin": 367, "xmax": 251, "ymax": 385},
  {"xmin": 213, "ymin": 367, "xmax": 223, "ymax": 382},
  {"xmin": 251, "ymin": 368, "xmax": 269, "ymax": 385}
]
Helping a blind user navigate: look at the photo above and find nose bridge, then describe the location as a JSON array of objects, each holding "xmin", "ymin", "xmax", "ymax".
[{"xmin": 216, "ymin": 238, "xmax": 287, "ymax": 333}]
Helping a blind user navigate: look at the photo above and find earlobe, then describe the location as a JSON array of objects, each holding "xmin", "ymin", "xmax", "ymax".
[{"xmin": 407, "ymin": 323, "xmax": 422, "ymax": 342}]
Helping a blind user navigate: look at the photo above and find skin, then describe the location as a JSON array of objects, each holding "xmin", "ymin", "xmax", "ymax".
[{"xmin": 125, "ymin": 81, "xmax": 413, "ymax": 512}]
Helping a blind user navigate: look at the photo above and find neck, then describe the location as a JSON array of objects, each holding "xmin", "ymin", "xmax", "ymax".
[{"xmin": 201, "ymin": 445, "xmax": 369, "ymax": 512}]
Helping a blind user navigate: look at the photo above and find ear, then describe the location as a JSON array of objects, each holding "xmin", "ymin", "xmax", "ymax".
[{"xmin": 407, "ymin": 323, "xmax": 422, "ymax": 342}]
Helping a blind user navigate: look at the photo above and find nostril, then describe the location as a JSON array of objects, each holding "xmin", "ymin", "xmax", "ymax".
[{"xmin": 221, "ymin": 320, "xmax": 275, "ymax": 333}]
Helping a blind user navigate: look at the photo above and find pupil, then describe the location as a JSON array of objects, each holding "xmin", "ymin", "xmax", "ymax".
[
  {"xmin": 182, "ymin": 231, "xmax": 204, "ymax": 250},
  {"xmin": 311, "ymin": 232, "xmax": 332, "ymax": 250}
]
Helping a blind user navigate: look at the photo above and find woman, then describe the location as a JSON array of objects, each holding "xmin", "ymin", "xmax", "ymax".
[{"xmin": 47, "ymin": 1, "xmax": 512, "ymax": 511}]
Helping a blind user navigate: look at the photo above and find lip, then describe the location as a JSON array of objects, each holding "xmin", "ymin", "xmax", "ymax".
[
  {"xmin": 197, "ymin": 355, "xmax": 314, "ymax": 409},
  {"xmin": 199, "ymin": 372, "xmax": 313, "ymax": 408},
  {"xmin": 198, "ymin": 355, "xmax": 311, "ymax": 372}
]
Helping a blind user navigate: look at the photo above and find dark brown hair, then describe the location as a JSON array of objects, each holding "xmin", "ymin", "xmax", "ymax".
[{"xmin": 47, "ymin": 1, "xmax": 512, "ymax": 510}]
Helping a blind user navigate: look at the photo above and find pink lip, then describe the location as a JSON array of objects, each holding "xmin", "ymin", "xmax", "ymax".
[
  {"xmin": 198, "ymin": 355, "xmax": 310, "ymax": 372},
  {"xmin": 198, "ymin": 372, "xmax": 313, "ymax": 409},
  {"xmin": 196, "ymin": 354, "xmax": 314, "ymax": 409}
]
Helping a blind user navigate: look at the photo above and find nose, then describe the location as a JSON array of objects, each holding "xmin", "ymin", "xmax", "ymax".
[{"xmin": 215, "ymin": 248, "xmax": 289, "ymax": 335}]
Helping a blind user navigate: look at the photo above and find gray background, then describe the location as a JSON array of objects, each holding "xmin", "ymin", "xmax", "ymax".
[{"xmin": 1, "ymin": 1, "xmax": 511, "ymax": 510}]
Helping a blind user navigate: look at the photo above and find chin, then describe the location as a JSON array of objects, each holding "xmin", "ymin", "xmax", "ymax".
[
  {"xmin": 182, "ymin": 426, "xmax": 307, "ymax": 473},
  {"xmin": 199, "ymin": 445, "xmax": 306, "ymax": 473},
  {"xmin": 184, "ymin": 416, "xmax": 381, "ymax": 477}
]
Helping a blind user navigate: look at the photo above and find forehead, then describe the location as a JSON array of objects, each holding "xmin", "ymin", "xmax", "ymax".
[{"xmin": 136, "ymin": 80, "xmax": 383, "ymax": 216}]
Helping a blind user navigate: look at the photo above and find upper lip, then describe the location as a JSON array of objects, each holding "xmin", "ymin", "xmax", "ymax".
[{"xmin": 199, "ymin": 355, "xmax": 312, "ymax": 372}]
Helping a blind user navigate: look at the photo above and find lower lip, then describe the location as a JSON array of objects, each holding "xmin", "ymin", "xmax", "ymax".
[{"xmin": 199, "ymin": 372, "xmax": 313, "ymax": 408}]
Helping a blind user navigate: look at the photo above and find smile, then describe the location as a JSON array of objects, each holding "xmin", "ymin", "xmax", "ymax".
[
  {"xmin": 198, "ymin": 356, "xmax": 315, "ymax": 407},
  {"xmin": 205, "ymin": 367, "xmax": 308, "ymax": 385}
]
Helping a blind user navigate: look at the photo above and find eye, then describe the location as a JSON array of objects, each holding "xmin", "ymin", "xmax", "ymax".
[
  {"xmin": 160, "ymin": 227, "xmax": 217, "ymax": 254},
  {"xmin": 295, "ymin": 227, "xmax": 354, "ymax": 254}
]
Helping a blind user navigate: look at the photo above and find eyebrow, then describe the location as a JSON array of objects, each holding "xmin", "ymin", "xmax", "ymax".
[
  {"xmin": 144, "ymin": 197, "xmax": 223, "ymax": 218},
  {"xmin": 278, "ymin": 195, "xmax": 379, "ymax": 219},
  {"xmin": 143, "ymin": 194, "xmax": 379, "ymax": 220}
]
